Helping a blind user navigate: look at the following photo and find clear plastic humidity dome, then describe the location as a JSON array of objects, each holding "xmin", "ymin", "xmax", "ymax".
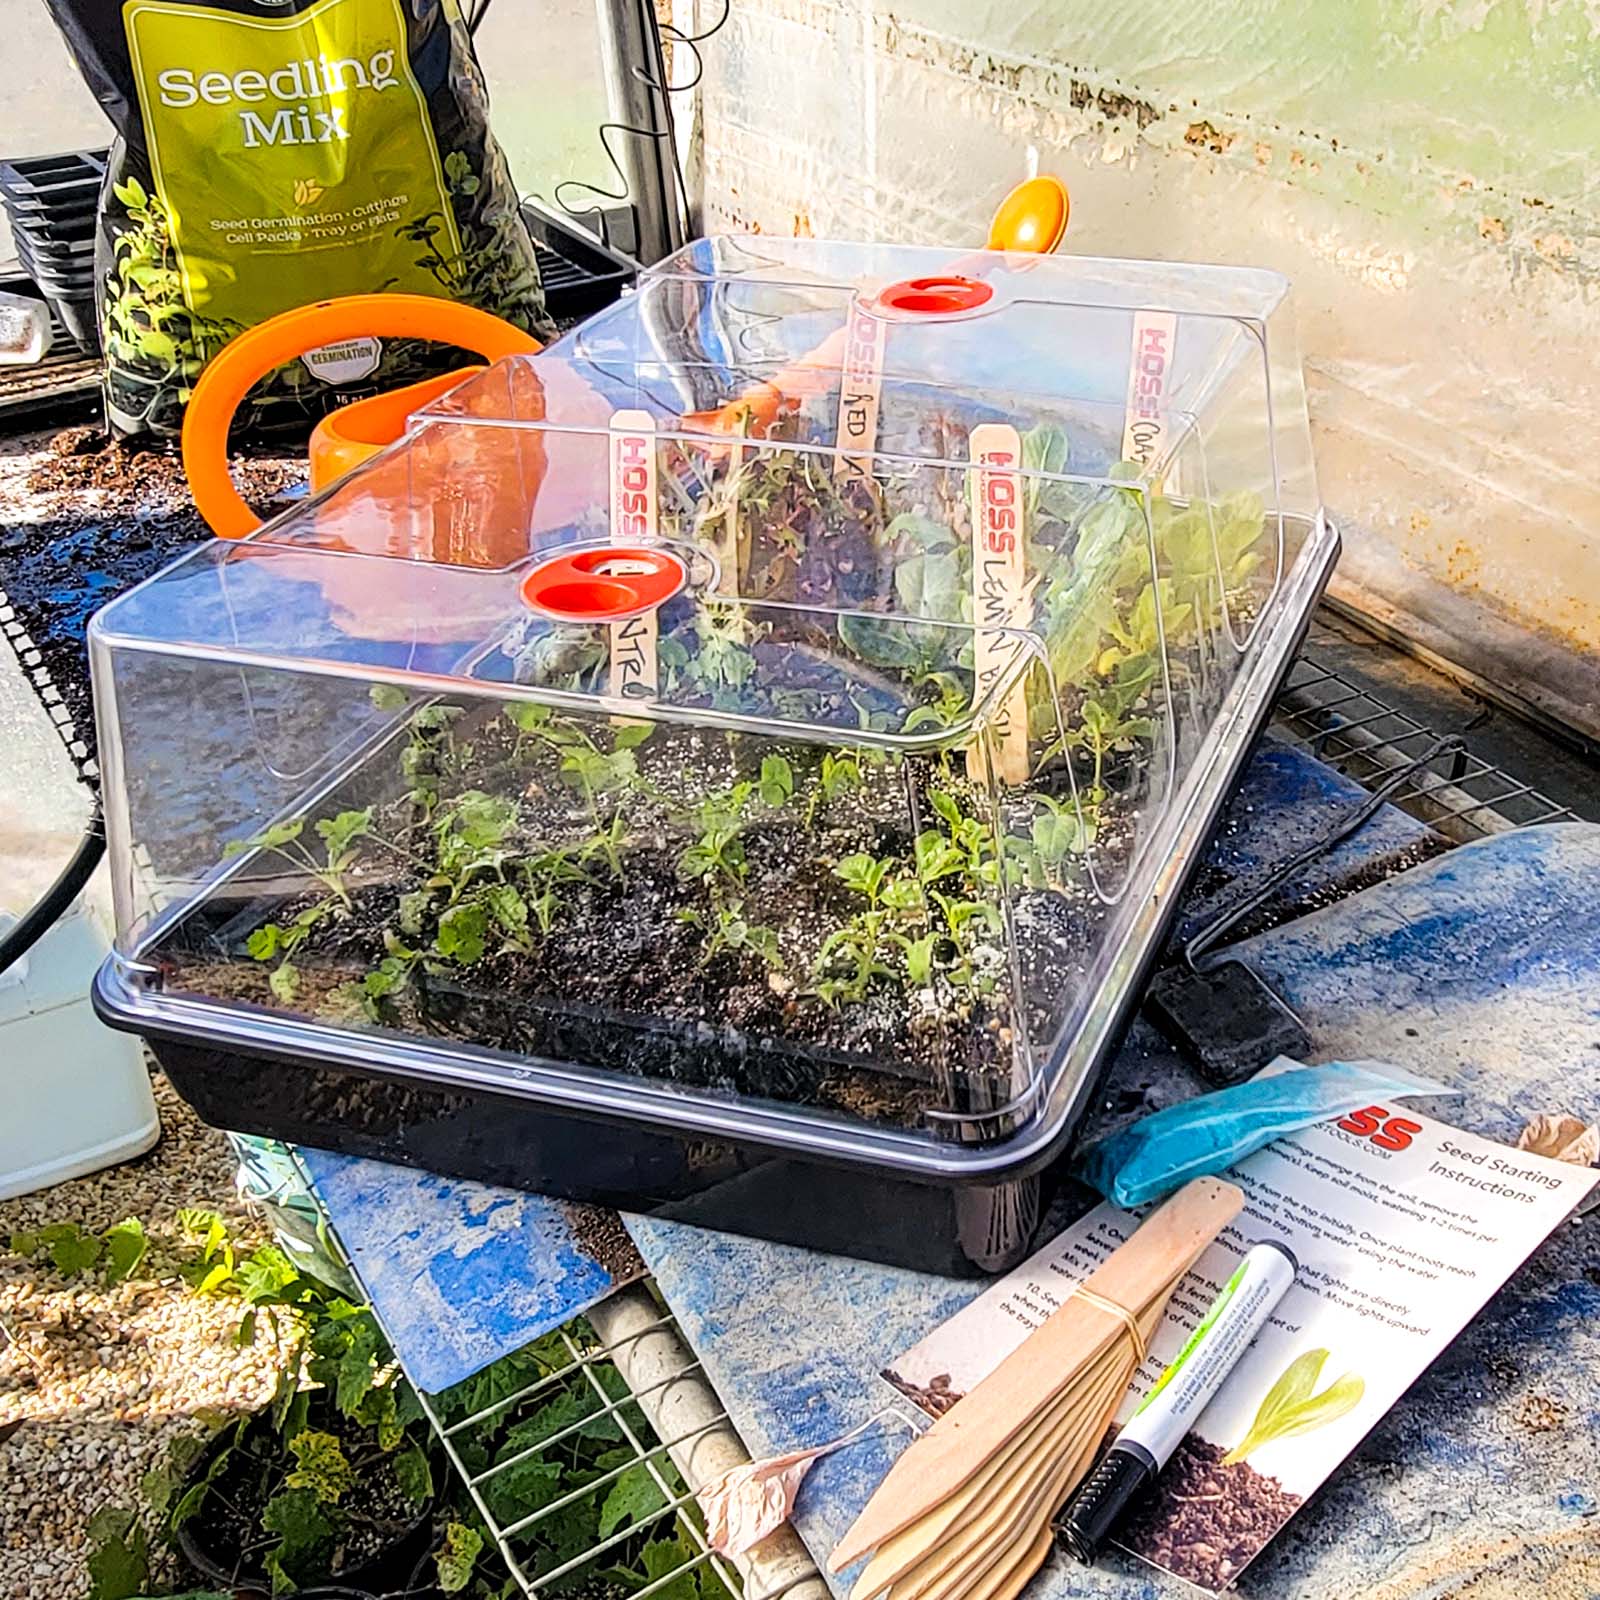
[{"xmin": 91, "ymin": 237, "xmax": 1336, "ymax": 1273}]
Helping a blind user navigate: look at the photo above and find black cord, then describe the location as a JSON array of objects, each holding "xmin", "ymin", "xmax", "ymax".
[
  {"xmin": 1181, "ymin": 733, "xmax": 1465, "ymax": 972},
  {"xmin": 0, "ymin": 800, "xmax": 106, "ymax": 978},
  {"xmin": 552, "ymin": 0, "xmax": 730, "ymax": 247}
]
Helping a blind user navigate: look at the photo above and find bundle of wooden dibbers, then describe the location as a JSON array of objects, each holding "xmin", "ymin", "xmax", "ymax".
[{"xmin": 830, "ymin": 1177, "xmax": 1244, "ymax": 1600}]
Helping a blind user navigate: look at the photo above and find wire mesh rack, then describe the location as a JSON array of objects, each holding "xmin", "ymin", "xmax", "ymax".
[
  {"xmin": 405, "ymin": 1282, "xmax": 829, "ymax": 1600},
  {"xmin": 1269, "ymin": 616, "xmax": 1583, "ymax": 845},
  {"xmin": 417, "ymin": 1296, "xmax": 745, "ymax": 1600}
]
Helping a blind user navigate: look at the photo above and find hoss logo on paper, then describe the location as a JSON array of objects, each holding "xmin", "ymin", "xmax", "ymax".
[{"xmin": 1336, "ymin": 1105, "xmax": 1422, "ymax": 1153}]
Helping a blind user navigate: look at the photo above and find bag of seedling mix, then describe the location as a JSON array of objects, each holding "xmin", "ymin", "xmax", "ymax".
[{"xmin": 45, "ymin": 0, "xmax": 556, "ymax": 440}]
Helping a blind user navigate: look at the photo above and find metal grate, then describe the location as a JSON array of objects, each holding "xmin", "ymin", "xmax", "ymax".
[
  {"xmin": 416, "ymin": 1293, "xmax": 761, "ymax": 1600},
  {"xmin": 1270, "ymin": 617, "xmax": 1581, "ymax": 845}
]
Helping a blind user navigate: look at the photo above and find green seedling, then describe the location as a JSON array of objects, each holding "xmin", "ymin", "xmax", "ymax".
[
  {"xmin": 678, "ymin": 897, "xmax": 783, "ymax": 970},
  {"xmin": 226, "ymin": 809, "xmax": 372, "ymax": 909},
  {"xmin": 677, "ymin": 782, "xmax": 756, "ymax": 887},
  {"xmin": 429, "ymin": 791, "xmax": 518, "ymax": 903},
  {"xmin": 806, "ymin": 749, "xmax": 863, "ymax": 826},
  {"xmin": 759, "ymin": 754, "xmax": 795, "ymax": 808}
]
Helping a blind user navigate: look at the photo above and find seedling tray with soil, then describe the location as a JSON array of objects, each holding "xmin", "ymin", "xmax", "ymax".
[{"xmin": 89, "ymin": 238, "xmax": 1338, "ymax": 1272}]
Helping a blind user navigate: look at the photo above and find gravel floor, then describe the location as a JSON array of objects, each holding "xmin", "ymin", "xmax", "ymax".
[{"xmin": 0, "ymin": 1068, "xmax": 288, "ymax": 1600}]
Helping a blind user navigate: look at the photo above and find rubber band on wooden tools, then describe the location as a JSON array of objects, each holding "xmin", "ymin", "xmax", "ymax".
[
  {"xmin": 1069, "ymin": 1288, "xmax": 1147, "ymax": 1366},
  {"xmin": 829, "ymin": 1177, "xmax": 1244, "ymax": 1600}
]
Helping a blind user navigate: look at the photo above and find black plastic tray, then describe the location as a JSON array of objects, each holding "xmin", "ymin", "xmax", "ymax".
[
  {"xmin": 0, "ymin": 149, "xmax": 106, "ymax": 209},
  {"xmin": 2, "ymin": 149, "xmax": 105, "ymax": 355},
  {"xmin": 522, "ymin": 199, "xmax": 637, "ymax": 321}
]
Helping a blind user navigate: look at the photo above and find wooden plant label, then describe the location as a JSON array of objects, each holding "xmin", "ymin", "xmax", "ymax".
[
  {"xmin": 967, "ymin": 422, "xmax": 1031, "ymax": 785},
  {"xmin": 834, "ymin": 295, "xmax": 887, "ymax": 482},
  {"xmin": 607, "ymin": 409, "xmax": 659, "ymax": 704},
  {"xmin": 1121, "ymin": 309, "xmax": 1178, "ymax": 484}
]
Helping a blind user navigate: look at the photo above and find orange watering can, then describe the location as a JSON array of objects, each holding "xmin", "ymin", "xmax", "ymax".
[
  {"xmin": 181, "ymin": 292, "xmax": 544, "ymax": 541},
  {"xmin": 181, "ymin": 174, "xmax": 1069, "ymax": 536}
]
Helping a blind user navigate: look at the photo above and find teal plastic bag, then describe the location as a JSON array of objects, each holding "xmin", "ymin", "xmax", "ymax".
[{"xmin": 1077, "ymin": 1058, "xmax": 1452, "ymax": 1209}]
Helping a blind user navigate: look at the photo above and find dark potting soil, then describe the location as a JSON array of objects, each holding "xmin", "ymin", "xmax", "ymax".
[
  {"xmin": 559, "ymin": 1202, "xmax": 647, "ymax": 1284},
  {"xmin": 0, "ymin": 424, "xmax": 305, "ymax": 767},
  {"xmin": 1117, "ymin": 1434, "xmax": 1303, "ymax": 1591},
  {"xmin": 152, "ymin": 707, "xmax": 1109, "ymax": 1133},
  {"xmin": 187, "ymin": 1400, "xmax": 425, "ymax": 1588}
]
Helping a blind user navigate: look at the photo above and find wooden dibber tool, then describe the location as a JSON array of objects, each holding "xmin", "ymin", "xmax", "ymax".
[{"xmin": 830, "ymin": 1178, "xmax": 1243, "ymax": 1600}]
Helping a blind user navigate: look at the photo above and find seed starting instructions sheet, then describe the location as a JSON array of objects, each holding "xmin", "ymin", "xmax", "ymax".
[{"xmin": 882, "ymin": 1107, "xmax": 1598, "ymax": 1592}]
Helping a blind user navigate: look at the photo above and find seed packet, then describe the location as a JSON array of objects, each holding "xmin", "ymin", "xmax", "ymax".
[{"xmin": 44, "ymin": 0, "xmax": 556, "ymax": 439}]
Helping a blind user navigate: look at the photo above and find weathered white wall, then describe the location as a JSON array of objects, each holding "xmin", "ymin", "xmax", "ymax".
[{"xmin": 684, "ymin": 0, "xmax": 1600, "ymax": 737}]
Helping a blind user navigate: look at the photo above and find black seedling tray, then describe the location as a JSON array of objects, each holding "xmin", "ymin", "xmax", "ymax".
[
  {"xmin": 522, "ymin": 199, "xmax": 637, "ymax": 321},
  {"xmin": 0, "ymin": 149, "xmax": 106, "ymax": 210},
  {"xmin": 16, "ymin": 229, "xmax": 95, "ymax": 257},
  {"xmin": 2, "ymin": 148, "xmax": 107, "ymax": 357}
]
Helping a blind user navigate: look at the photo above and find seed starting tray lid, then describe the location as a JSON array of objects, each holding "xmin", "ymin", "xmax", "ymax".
[{"xmin": 89, "ymin": 236, "xmax": 1336, "ymax": 1179}]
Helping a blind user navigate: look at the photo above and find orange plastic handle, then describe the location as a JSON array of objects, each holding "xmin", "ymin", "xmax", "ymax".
[{"xmin": 181, "ymin": 292, "xmax": 543, "ymax": 539}]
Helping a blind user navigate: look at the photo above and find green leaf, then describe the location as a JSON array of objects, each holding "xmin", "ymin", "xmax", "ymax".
[
  {"xmin": 395, "ymin": 1442, "xmax": 434, "ymax": 1505},
  {"xmin": 758, "ymin": 754, "xmax": 795, "ymax": 808},
  {"xmin": 928, "ymin": 789, "xmax": 963, "ymax": 829},
  {"xmin": 436, "ymin": 902, "xmax": 489, "ymax": 965},
  {"xmin": 8, "ymin": 1230, "xmax": 38, "ymax": 1257},
  {"xmin": 483, "ymin": 882, "xmax": 530, "ymax": 937},
  {"xmin": 835, "ymin": 853, "xmax": 889, "ymax": 901},
  {"xmin": 285, "ymin": 1429, "xmax": 355, "ymax": 1505},
  {"xmin": 141, "ymin": 1433, "xmax": 207, "ymax": 1517},
  {"xmin": 315, "ymin": 807, "xmax": 372, "ymax": 859},
  {"xmin": 370, "ymin": 683, "xmax": 408, "ymax": 711},
  {"xmin": 257, "ymin": 818, "xmax": 306, "ymax": 851},
  {"xmin": 600, "ymin": 1460, "xmax": 669, "ymax": 1537},
  {"xmin": 614, "ymin": 722, "xmax": 654, "ymax": 749},
  {"xmin": 332, "ymin": 1314, "xmax": 382, "ymax": 1415},
  {"xmin": 177, "ymin": 1209, "xmax": 227, "ymax": 1258},
  {"xmin": 435, "ymin": 1521, "xmax": 485, "ymax": 1594},
  {"xmin": 269, "ymin": 962, "xmax": 299, "ymax": 1004},
  {"xmin": 42, "ymin": 1223, "xmax": 102, "ymax": 1276},
  {"xmin": 102, "ymin": 1218, "xmax": 148, "ymax": 1283},
  {"xmin": 451, "ymin": 791, "xmax": 519, "ymax": 850},
  {"xmin": 1222, "ymin": 1350, "xmax": 1366, "ymax": 1464},
  {"xmin": 247, "ymin": 924, "xmax": 283, "ymax": 961},
  {"xmin": 639, "ymin": 1536, "xmax": 702, "ymax": 1600},
  {"xmin": 262, "ymin": 1486, "xmax": 335, "ymax": 1589},
  {"xmin": 234, "ymin": 1245, "xmax": 300, "ymax": 1306},
  {"xmin": 84, "ymin": 1505, "xmax": 148, "ymax": 1600},
  {"xmin": 913, "ymin": 831, "xmax": 966, "ymax": 884},
  {"xmin": 508, "ymin": 700, "xmax": 551, "ymax": 732},
  {"xmin": 482, "ymin": 1454, "xmax": 564, "ymax": 1528},
  {"xmin": 895, "ymin": 548, "xmax": 962, "ymax": 620},
  {"xmin": 880, "ymin": 877, "xmax": 922, "ymax": 914},
  {"xmin": 398, "ymin": 889, "xmax": 433, "ymax": 938},
  {"xmin": 902, "ymin": 934, "xmax": 938, "ymax": 986}
]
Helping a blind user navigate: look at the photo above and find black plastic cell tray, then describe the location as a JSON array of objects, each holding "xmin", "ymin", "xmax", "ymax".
[
  {"xmin": 522, "ymin": 200, "xmax": 637, "ymax": 320},
  {"xmin": 0, "ymin": 149, "xmax": 106, "ymax": 208}
]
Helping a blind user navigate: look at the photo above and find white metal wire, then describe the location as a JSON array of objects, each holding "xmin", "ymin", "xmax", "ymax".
[{"xmin": 415, "ymin": 1296, "xmax": 752, "ymax": 1600}]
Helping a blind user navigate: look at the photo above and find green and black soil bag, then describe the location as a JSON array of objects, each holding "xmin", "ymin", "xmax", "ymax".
[{"xmin": 46, "ymin": 0, "xmax": 555, "ymax": 439}]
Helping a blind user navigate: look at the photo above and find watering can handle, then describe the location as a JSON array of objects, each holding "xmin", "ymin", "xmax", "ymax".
[{"xmin": 181, "ymin": 292, "xmax": 543, "ymax": 540}]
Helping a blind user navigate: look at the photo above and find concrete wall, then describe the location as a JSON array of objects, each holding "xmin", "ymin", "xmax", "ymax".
[{"xmin": 681, "ymin": 0, "xmax": 1600, "ymax": 738}]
